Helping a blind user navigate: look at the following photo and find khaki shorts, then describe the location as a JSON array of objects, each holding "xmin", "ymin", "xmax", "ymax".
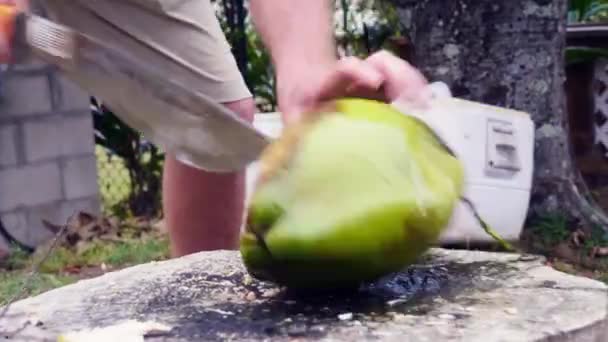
[{"xmin": 37, "ymin": 0, "xmax": 252, "ymax": 104}]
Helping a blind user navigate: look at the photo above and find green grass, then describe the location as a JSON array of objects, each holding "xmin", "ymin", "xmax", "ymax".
[
  {"xmin": 526, "ymin": 213, "xmax": 571, "ymax": 249},
  {"xmin": 0, "ymin": 272, "xmax": 76, "ymax": 305},
  {"xmin": 523, "ymin": 213, "xmax": 608, "ymax": 285},
  {"xmin": 0, "ymin": 236, "xmax": 170, "ymax": 305},
  {"xmin": 36, "ymin": 237, "xmax": 170, "ymax": 273},
  {"xmin": 92, "ymin": 237, "xmax": 169, "ymax": 266}
]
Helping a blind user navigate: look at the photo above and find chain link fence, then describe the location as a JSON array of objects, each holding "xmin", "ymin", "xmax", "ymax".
[
  {"xmin": 95, "ymin": 144, "xmax": 165, "ymax": 219},
  {"xmin": 95, "ymin": 145, "xmax": 134, "ymax": 216},
  {"xmin": 92, "ymin": 97, "xmax": 165, "ymax": 220}
]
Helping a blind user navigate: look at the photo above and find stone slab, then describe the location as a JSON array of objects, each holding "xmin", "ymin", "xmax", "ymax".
[{"xmin": 0, "ymin": 249, "xmax": 606, "ymax": 341}]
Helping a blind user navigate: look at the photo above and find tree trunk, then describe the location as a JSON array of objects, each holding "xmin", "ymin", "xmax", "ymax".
[{"xmin": 392, "ymin": 0, "xmax": 608, "ymax": 229}]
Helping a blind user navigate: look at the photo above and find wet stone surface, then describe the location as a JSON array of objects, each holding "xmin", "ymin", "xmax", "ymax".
[
  {"xmin": 1, "ymin": 248, "xmax": 607, "ymax": 341},
  {"xmin": 147, "ymin": 260, "xmax": 499, "ymax": 340}
]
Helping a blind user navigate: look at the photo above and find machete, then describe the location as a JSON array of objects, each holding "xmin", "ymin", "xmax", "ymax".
[{"xmin": 5, "ymin": 9, "xmax": 272, "ymax": 173}]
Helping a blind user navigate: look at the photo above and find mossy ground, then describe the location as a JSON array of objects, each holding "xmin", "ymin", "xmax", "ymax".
[
  {"xmin": 0, "ymin": 235, "xmax": 170, "ymax": 305},
  {"xmin": 519, "ymin": 213, "xmax": 608, "ymax": 285}
]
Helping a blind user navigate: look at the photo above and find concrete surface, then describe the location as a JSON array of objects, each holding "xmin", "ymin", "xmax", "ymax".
[{"xmin": 1, "ymin": 248, "xmax": 607, "ymax": 341}]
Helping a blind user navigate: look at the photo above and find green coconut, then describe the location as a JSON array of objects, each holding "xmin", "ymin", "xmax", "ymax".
[{"xmin": 240, "ymin": 98, "xmax": 465, "ymax": 290}]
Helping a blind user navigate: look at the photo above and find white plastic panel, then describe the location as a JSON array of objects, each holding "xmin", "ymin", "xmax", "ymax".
[
  {"xmin": 252, "ymin": 113, "xmax": 283, "ymax": 139},
  {"xmin": 486, "ymin": 119, "xmax": 522, "ymax": 172},
  {"xmin": 435, "ymin": 99, "xmax": 535, "ymax": 191},
  {"xmin": 439, "ymin": 184, "xmax": 531, "ymax": 244}
]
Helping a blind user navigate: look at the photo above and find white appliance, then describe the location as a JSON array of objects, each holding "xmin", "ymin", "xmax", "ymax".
[{"xmin": 245, "ymin": 97, "xmax": 535, "ymax": 245}]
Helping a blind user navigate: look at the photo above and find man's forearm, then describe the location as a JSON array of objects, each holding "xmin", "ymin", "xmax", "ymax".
[{"xmin": 249, "ymin": 0, "xmax": 336, "ymax": 74}]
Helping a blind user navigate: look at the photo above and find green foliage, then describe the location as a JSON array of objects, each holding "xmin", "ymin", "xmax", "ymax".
[
  {"xmin": 335, "ymin": 0, "xmax": 405, "ymax": 57},
  {"xmin": 528, "ymin": 213, "xmax": 571, "ymax": 247},
  {"xmin": 526, "ymin": 212, "xmax": 608, "ymax": 253},
  {"xmin": 565, "ymin": 1, "xmax": 608, "ymax": 66},
  {"xmin": 246, "ymin": 33, "xmax": 277, "ymax": 112},
  {"xmin": 566, "ymin": 1, "xmax": 608, "ymax": 66},
  {"xmin": 566, "ymin": 46, "xmax": 608, "ymax": 65},
  {"xmin": 214, "ymin": 0, "xmax": 277, "ymax": 112},
  {"xmin": 0, "ymin": 245, "xmax": 31, "ymax": 270},
  {"xmin": 568, "ymin": 0, "xmax": 608, "ymax": 23},
  {"xmin": 583, "ymin": 224, "xmax": 608, "ymax": 252}
]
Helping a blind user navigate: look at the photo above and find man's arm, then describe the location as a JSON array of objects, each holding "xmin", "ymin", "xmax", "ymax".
[
  {"xmin": 249, "ymin": 0, "xmax": 429, "ymax": 123},
  {"xmin": 249, "ymin": 0, "xmax": 336, "ymax": 74}
]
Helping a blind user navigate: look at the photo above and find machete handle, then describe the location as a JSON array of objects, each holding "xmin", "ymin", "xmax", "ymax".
[{"xmin": 0, "ymin": 3, "xmax": 19, "ymax": 63}]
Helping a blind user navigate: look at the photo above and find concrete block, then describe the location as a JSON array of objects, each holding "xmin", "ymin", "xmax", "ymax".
[
  {"xmin": 63, "ymin": 156, "xmax": 100, "ymax": 200},
  {"xmin": 23, "ymin": 115, "xmax": 95, "ymax": 162},
  {"xmin": 0, "ymin": 75, "xmax": 51, "ymax": 116},
  {"xmin": 22, "ymin": 198, "xmax": 101, "ymax": 248},
  {"xmin": 0, "ymin": 162, "xmax": 63, "ymax": 212},
  {"xmin": 24, "ymin": 202, "xmax": 59, "ymax": 230},
  {"xmin": 61, "ymin": 115, "xmax": 96, "ymax": 156},
  {"xmin": 1, "ymin": 211, "xmax": 27, "ymax": 232},
  {"xmin": 24, "ymin": 202, "xmax": 64, "ymax": 246},
  {"xmin": 8, "ymin": 200, "xmax": 99, "ymax": 250},
  {"xmin": 0, "ymin": 124, "xmax": 18, "ymax": 167},
  {"xmin": 0, "ymin": 210, "xmax": 34, "ymax": 248},
  {"xmin": 9, "ymin": 54, "xmax": 48, "ymax": 72},
  {"xmin": 23, "ymin": 117, "xmax": 62, "ymax": 163},
  {"xmin": 55, "ymin": 75, "xmax": 91, "ymax": 111},
  {"xmin": 60, "ymin": 197, "xmax": 101, "ymax": 219}
]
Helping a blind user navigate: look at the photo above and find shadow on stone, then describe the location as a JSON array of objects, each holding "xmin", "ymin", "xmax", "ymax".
[{"xmin": 147, "ymin": 259, "xmax": 513, "ymax": 340}]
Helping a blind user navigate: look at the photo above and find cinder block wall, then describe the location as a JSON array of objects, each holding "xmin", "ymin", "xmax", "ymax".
[{"xmin": 0, "ymin": 56, "xmax": 100, "ymax": 250}]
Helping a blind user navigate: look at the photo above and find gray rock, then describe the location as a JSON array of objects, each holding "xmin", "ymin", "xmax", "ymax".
[{"xmin": 1, "ymin": 248, "xmax": 607, "ymax": 341}]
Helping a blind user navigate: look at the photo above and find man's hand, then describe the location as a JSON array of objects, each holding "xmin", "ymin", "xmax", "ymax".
[
  {"xmin": 249, "ymin": 0, "xmax": 429, "ymax": 124},
  {"xmin": 276, "ymin": 51, "xmax": 429, "ymax": 123}
]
